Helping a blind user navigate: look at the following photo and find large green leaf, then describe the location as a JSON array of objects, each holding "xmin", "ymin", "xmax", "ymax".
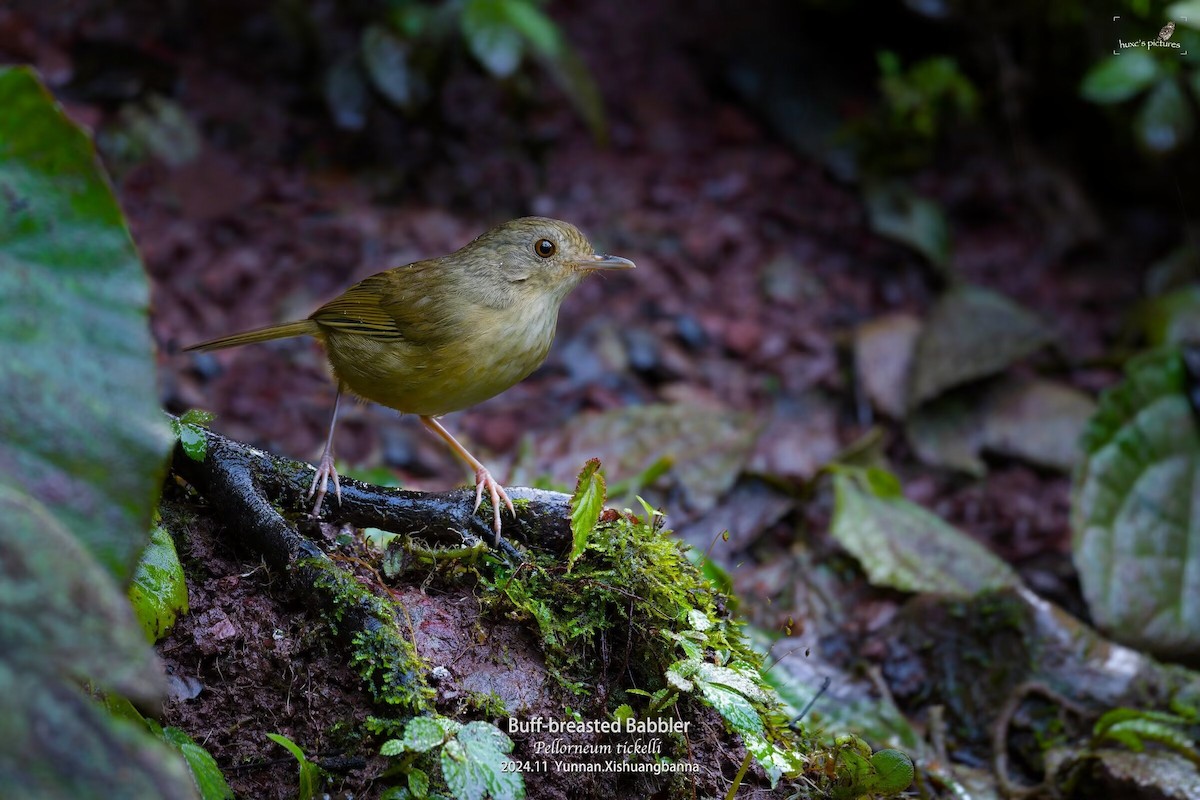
[
  {"xmin": 440, "ymin": 721, "xmax": 524, "ymax": 800},
  {"xmin": 0, "ymin": 67, "xmax": 191, "ymax": 799},
  {"xmin": 1072, "ymin": 348, "xmax": 1200, "ymax": 657},
  {"xmin": 0, "ymin": 487, "xmax": 193, "ymax": 798},
  {"xmin": 0, "ymin": 66, "xmax": 173, "ymax": 581}
]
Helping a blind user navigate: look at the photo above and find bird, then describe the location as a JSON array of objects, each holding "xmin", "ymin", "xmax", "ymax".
[{"xmin": 186, "ymin": 217, "xmax": 635, "ymax": 537}]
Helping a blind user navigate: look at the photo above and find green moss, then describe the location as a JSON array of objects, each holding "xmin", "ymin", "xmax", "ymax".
[{"xmin": 299, "ymin": 557, "xmax": 434, "ymax": 712}]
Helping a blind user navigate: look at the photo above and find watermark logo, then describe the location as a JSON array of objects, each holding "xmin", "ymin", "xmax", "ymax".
[{"xmin": 1112, "ymin": 15, "xmax": 1188, "ymax": 55}]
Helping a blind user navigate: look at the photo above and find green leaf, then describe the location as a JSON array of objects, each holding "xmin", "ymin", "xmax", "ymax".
[
  {"xmin": 161, "ymin": 727, "xmax": 234, "ymax": 800},
  {"xmin": 500, "ymin": 0, "xmax": 563, "ymax": 56},
  {"xmin": 1136, "ymin": 78, "xmax": 1194, "ymax": 153},
  {"xmin": 267, "ymin": 733, "xmax": 320, "ymax": 800},
  {"xmin": 440, "ymin": 722, "xmax": 524, "ymax": 800},
  {"xmin": 128, "ymin": 524, "xmax": 189, "ymax": 642},
  {"xmin": 830, "ymin": 467, "xmax": 1019, "ymax": 595},
  {"xmin": 568, "ymin": 458, "xmax": 606, "ymax": 570},
  {"xmin": 461, "ymin": 0, "xmax": 525, "ymax": 78},
  {"xmin": 402, "ymin": 716, "xmax": 449, "ymax": 753},
  {"xmin": 171, "ymin": 410, "xmax": 212, "ymax": 462},
  {"xmin": 0, "ymin": 66, "xmax": 192, "ymax": 798},
  {"xmin": 0, "ymin": 66, "xmax": 174, "ymax": 581},
  {"xmin": 1072, "ymin": 348, "xmax": 1200, "ymax": 657},
  {"xmin": 867, "ymin": 749, "xmax": 915, "ymax": 793},
  {"xmin": 908, "ymin": 285, "xmax": 1051, "ymax": 408},
  {"xmin": 0, "ymin": 455, "xmax": 195, "ymax": 798},
  {"xmin": 863, "ymin": 181, "xmax": 951, "ymax": 271},
  {"xmin": 1081, "ymin": 52, "xmax": 1160, "ymax": 104},
  {"xmin": 694, "ymin": 677, "xmax": 764, "ymax": 738},
  {"xmin": 408, "ymin": 767, "xmax": 430, "ymax": 798}
]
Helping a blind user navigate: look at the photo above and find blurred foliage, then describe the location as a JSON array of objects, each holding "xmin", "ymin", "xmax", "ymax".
[
  {"xmin": 1080, "ymin": 6, "xmax": 1200, "ymax": 155},
  {"xmin": 843, "ymin": 50, "xmax": 978, "ymax": 176},
  {"xmin": 1072, "ymin": 346, "xmax": 1200, "ymax": 658},
  {"xmin": 316, "ymin": 0, "xmax": 605, "ymax": 141},
  {"xmin": 0, "ymin": 65, "xmax": 193, "ymax": 799}
]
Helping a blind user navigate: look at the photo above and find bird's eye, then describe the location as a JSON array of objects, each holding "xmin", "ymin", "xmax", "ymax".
[{"xmin": 534, "ymin": 238, "xmax": 556, "ymax": 258}]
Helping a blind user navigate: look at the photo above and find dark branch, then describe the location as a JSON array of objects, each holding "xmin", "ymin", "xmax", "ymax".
[{"xmin": 168, "ymin": 422, "xmax": 574, "ymax": 567}]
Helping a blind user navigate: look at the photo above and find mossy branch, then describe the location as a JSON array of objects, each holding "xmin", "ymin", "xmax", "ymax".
[{"xmin": 168, "ymin": 420, "xmax": 575, "ymax": 564}]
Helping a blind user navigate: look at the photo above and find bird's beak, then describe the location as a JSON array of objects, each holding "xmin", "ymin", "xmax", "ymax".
[{"xmin": 572, "ymin": 253, "xmax": 636, "ymax": 271}]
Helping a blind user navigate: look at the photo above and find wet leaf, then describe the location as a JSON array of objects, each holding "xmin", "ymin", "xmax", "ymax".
[
  {"xmin": 0, "ymin": 66, "xmax": 173, "ymax": 580},
  {"xmin": 830, "ymin": 467, "xmax": 1018, "ymax": 595},
  {"xmin": 1136, "ymin": 79, "xmax": 1194, "ymax": 153},
  {"xmin": 863, "ymin": 181, "xmax": 951, "ymax": 270},
  {"xmin": 854, "ymin": 312, "xmax": 922, "ymax": 418},
  {"xmin": 1073, "ymin": 348, "xmax": 1200, "ymax": 657},
  {"xmin": 1080, "ymin": 52, "xmax": 1160, "ymax": 104},
  {"xmin": 908, "ymin": 285, "xmax": 1051, "ymax": 407},
  {"xmin": 128, "ymin": 524, "xmax": 189, "ymax": 642},
  {"xmin": 171, "ymin": 409, "xmax": 212, "ymax": 462}
]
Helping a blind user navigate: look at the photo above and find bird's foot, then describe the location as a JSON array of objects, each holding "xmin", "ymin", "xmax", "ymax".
[
  {"xmin": 307, "ymin": 450, "xmax": 341, "ymax": 518},
  {"xmin": 473, "ymin": 466, "xmax": 516, "ymax": 537}
]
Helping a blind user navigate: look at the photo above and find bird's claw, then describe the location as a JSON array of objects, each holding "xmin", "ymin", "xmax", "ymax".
[
  {"xmin": 473, "ymin": 466, "xmax": 515, "ymax": 537},
  {"xmin": 308, "ymin": 451, "xmax": 341, "ymax": 518}
]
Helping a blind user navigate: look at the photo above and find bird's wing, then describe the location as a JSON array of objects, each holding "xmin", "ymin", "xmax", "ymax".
[
  {"xmin": 310, "ymin": 266, "xmax": 457, "ymax": 346},
  {"xmin": 309, "ymin": 274, "xmax": 409, "ymax": 342}
]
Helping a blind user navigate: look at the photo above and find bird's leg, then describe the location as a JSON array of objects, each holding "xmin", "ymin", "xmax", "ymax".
[
  {"xmin": 308, "ymin": 384, "xmax": 344, "ymax": 517},
  {"xmin": 420, "ymin": 415, "xmax": 515, "ymax": 536}
]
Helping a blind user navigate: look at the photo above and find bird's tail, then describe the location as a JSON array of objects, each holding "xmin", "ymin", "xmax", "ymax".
[{"xmin": 185, "ymin": 319, "xmax": 320, "ymax": 352}]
